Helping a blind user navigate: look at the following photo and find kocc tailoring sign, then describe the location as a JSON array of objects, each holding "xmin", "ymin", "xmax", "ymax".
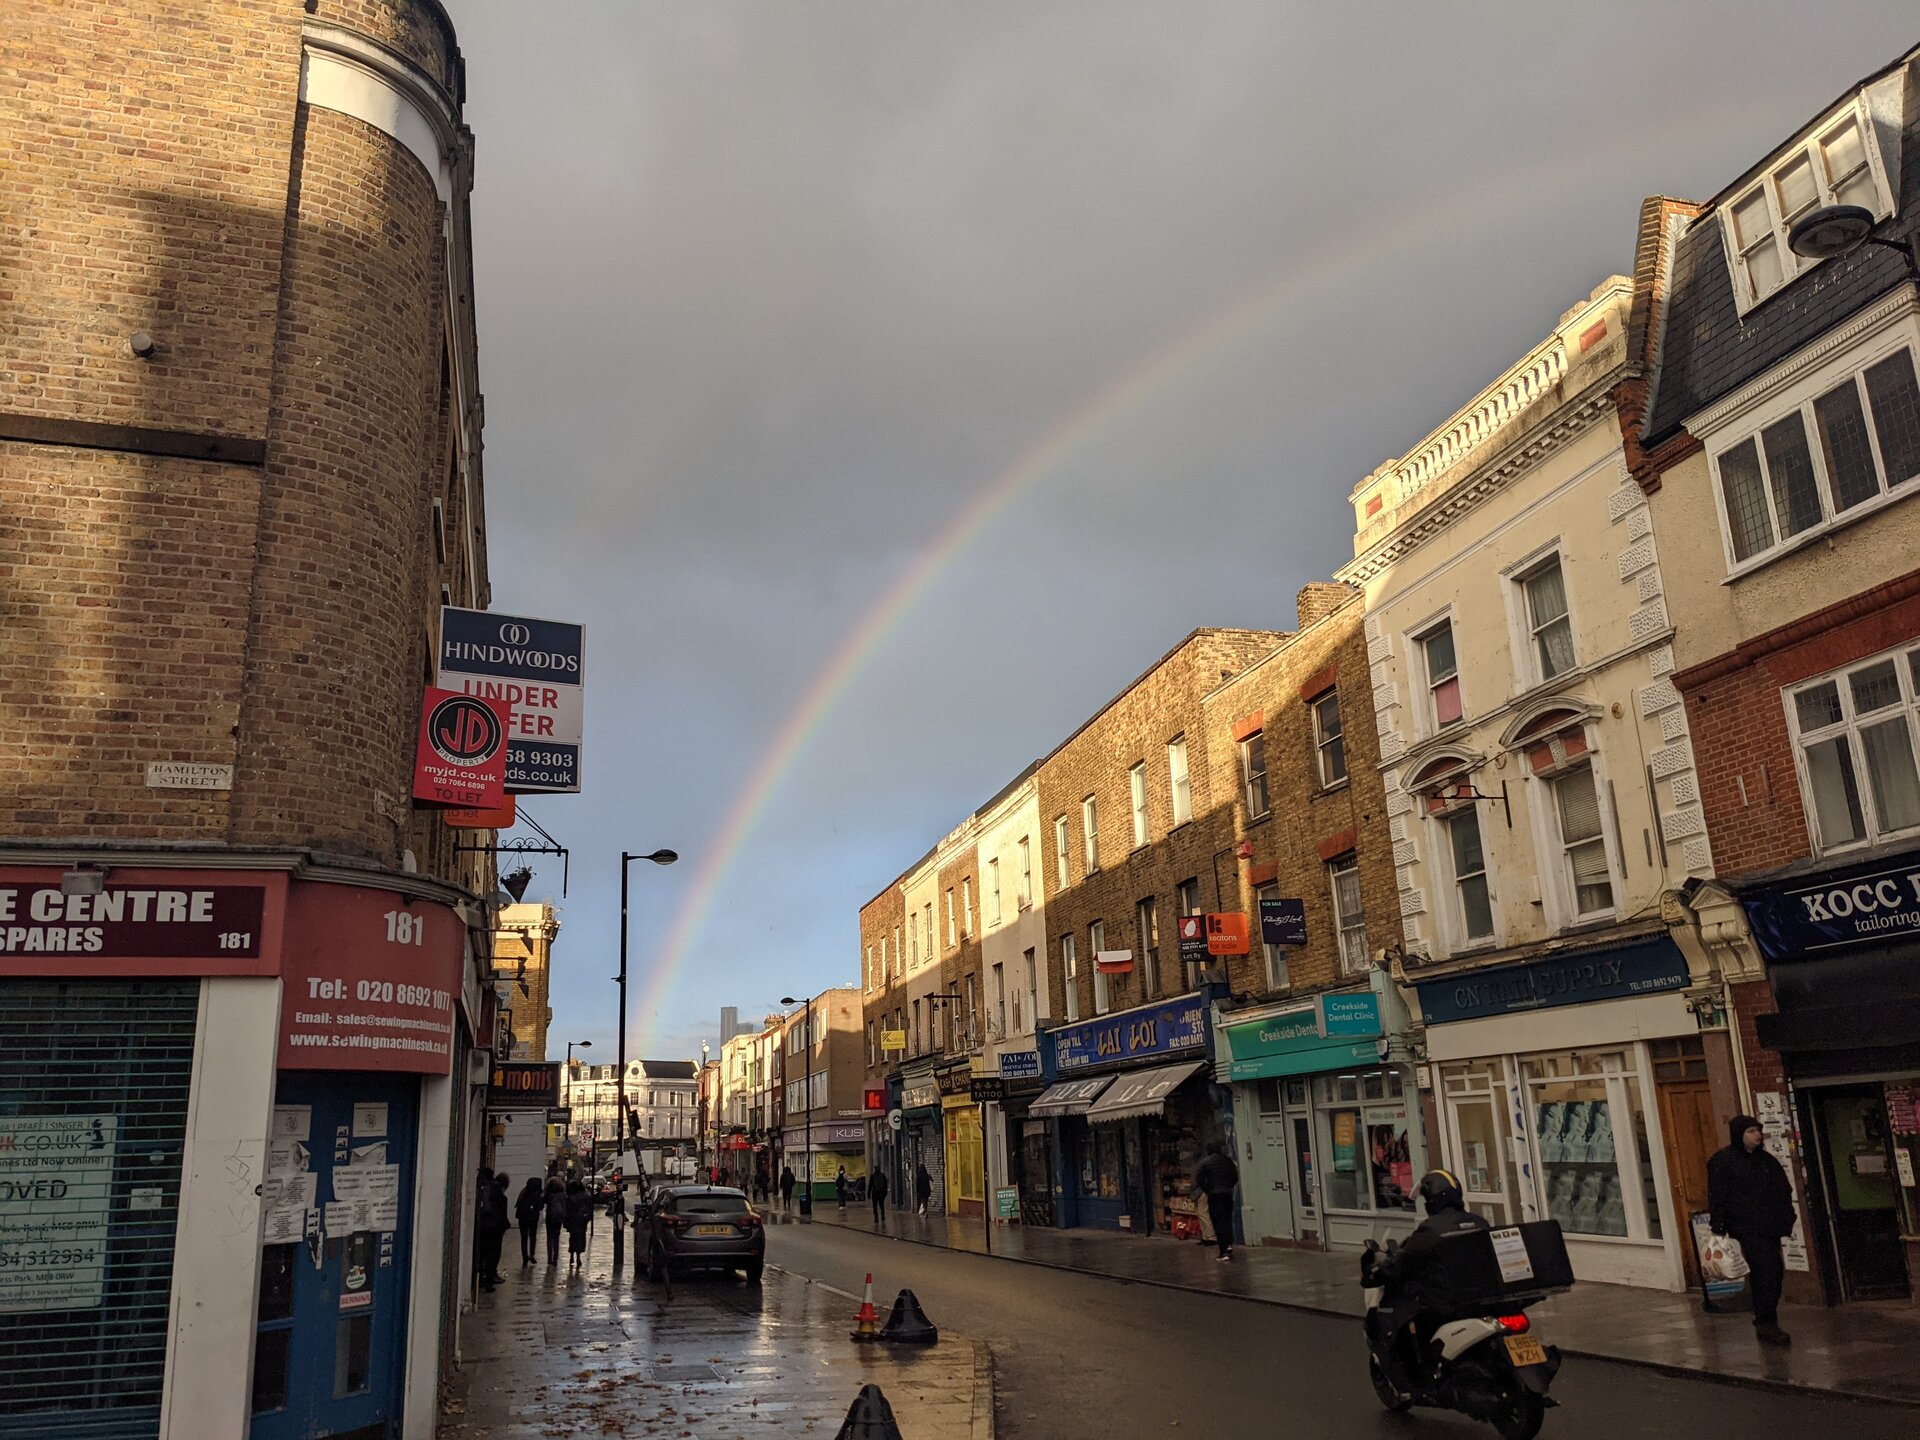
[{"xmin": 1743, "ymin": 848, "xmax": 1920, "ymax": 960}]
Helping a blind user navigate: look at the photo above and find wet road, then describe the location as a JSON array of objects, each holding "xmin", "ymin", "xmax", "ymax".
[{"xmin": 768, "ymin": 1220, "xmax": 1915, "ymax": 1440}]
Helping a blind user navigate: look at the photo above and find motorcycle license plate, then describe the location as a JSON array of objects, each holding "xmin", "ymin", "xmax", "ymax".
[
  {"xmin": 694, "ymin": 1224, "xmax": 733, "ymax": 1236},
  {"xmin": 1504, "ymin": 1335, "xmax": 1547, "ymax": 1368}
]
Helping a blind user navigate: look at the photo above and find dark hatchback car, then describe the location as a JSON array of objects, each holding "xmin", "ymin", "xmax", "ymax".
[{"xmin": 639, "ymin": 1185, "xmax": 765, "ymax": 1281}]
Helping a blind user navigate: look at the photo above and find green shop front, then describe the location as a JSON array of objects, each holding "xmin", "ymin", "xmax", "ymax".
[{"xmin": 1219, "ymin": 983, "xmax": 1426, "ymax": 1250}]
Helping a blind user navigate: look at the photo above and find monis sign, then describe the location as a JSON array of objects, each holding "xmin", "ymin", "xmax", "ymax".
[{"xmin": 412, "ymin": 687, "xmax": 509, "ymax": 808}]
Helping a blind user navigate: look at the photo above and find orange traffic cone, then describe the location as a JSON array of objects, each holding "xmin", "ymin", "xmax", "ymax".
[{"xmin": 849, "ymin": 1272, "xmax": 881, "ymax": 1342}]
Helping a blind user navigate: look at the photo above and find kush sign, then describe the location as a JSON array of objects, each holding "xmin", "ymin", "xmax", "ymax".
[
  {"xmin": 412, "ymin": 687, "xmax": 509, "ymax": 809},
  {"xmin": 438, "ymin": 608, "xmax": 586, "ymax": 794}
]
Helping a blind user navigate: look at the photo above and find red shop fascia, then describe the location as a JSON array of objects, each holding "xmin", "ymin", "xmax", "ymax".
[{"xmin": 0, "ymin": 859, "xmax": 479, "ymax": 1075}]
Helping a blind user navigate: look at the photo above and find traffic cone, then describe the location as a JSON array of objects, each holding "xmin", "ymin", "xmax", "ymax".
[
  {"xmin": 833, "ymin": 1383, "xmax": 905, "ymax": 1440},
  {"xmin": 878, "ymin": 1287, "xmax": 938, "ymax": 1345},
  {"xmin": 849, "ymin": 1271, "xmax": 881, "ymax": 1341}
]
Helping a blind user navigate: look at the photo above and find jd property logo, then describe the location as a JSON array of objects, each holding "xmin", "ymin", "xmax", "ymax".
[{"xmin": 427, "ymin": 693, "xmax": 504, "ymax": 765}]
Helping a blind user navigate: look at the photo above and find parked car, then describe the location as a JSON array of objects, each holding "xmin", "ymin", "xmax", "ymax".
[{"xmin": 638, "ymin": 1185, "xmax": 765, "ymax": 1282}]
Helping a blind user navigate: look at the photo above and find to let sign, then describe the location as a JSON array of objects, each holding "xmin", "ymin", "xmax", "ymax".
[
  {"xmin": 412, "ymin": 687, "xmax": 509, "ymax": 809},
  {"xmin": 438, "ymin": 608, "xmax": 586, "ymax": 794}
]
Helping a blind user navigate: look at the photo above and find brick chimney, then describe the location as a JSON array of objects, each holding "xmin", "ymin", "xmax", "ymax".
[{"xmin": 1296, "ymin": 581, "xmax": 1357, "ymax": 630}]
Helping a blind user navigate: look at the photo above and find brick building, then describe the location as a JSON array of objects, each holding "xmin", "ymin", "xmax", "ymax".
[
  {"xmin": 777, "ymin": 988, "xmax": 868, "ymax": 1202},
  {"xmin": 0, "ymin": 3, "xmax": 500, "ymax": 1434},
  {"xmin": 1199, "ymin": 585, "xmax": 1415, "ymax": 1248},
  {"xmin": 1639, "ymin": 44, "xmax": 1920, "ymax": 1307},
  {"xmin": 494, "ymin": 901, "xmax": 561, "ymax": 1060}
]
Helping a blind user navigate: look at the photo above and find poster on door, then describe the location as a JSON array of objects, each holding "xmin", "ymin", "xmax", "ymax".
[{"xmin": 0, "ymin": 1115, "xmax": 118, "ymax": 1313}]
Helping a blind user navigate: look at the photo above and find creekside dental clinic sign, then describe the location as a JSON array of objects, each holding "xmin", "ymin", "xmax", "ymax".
[
  {"xmin": 438, "ymin": 607, "xmax": 585, "ymax": 794},
  {"xmin": 1742, "ymin": 847, "xmax": 1920, "ymax": 960}
]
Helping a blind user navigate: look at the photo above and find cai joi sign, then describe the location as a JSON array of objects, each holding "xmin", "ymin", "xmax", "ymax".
[{"xmin": 1052, "ymin": 997, "xmax": 1207, "ymax": 1074}]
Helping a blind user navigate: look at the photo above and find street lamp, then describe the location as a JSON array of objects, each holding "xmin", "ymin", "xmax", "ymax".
[
  {"xmin": 781, "ymin": 994, "xmax": 817, "ymax": 1213},
  {"xmin": 1786, "ymin": 204, "xmax": 1920, "ymax": 279},
  {"xmin": 615, "ymin": 849, "xmax": 679, "ymax": 1168},
  {"xmin": 564, "ymin": 1039, "xmax": 591, "ymax": 1153}
]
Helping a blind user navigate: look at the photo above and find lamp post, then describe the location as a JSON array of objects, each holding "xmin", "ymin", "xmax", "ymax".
[
  {"xmin": 563, "ymin": 1040, "xmax": 590, "ymax": 1160},
  {"xmin": 780, "ymin": 994, "xmax": 817, "ymax": 1213},
  {"xmin": 615, "ymin": 849, "xmax": 678, "ymax": 1172}
]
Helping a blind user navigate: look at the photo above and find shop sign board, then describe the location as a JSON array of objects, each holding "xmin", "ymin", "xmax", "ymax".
[
  {"xmin": 1742, "ymin": 849, "xmax": 1920, "ymax": 959},
  {"xmin": 1258, "ymin": 897, "xmax": 1307, "ymax": 947},
  {"xmin": 438, "ymin": 607, "xmax": 586, "ymax": 794},
  {"xmin": 936, "ymin": 1066, "xmax": 974, "ymax": 1097},
  {"xmin": 487, "ymin": 1062, "xmax": 562, "ymax": 1111},
  {"xmin": 1318, "ymin": 992, "xmax": 1381, "ymax": 1036},
  {"xmin": 812, "ymin": 1151, "xmax": 866, "ymax": 1183},
  {"xmin": 1223, "ymin": 998, "xmax": 1381, "ymax": 1082},
  {"xmin": 994, "ymin": 1185, "xmax": 1019, "ymax": 1220},
  {"xmin": 970, "ymin": 1076, "xmax": 1007, "ymax": 1103},
  {"xmin": 412, "ymin": 686, "xmax": 510, "ymax": 809},
  {"xmin": 1205, "ymin": 912, "xmax": 1249, "ymax": 956},
  {"xmin": 277, "ymin": 882, "xmax": 462, "ymax": 1074},
  {"xmin": 1176, "ymin": 915, "xmax": 1208, "ymax": 969},
  {"xmin": 0, "ymin": 1115, "xmax": 118, "ymax": 1313},
  {"xmin": 901, "ymin": 1082, "xmax": 940, "ymax": 1111},
  {"xmin": 0, "ymin": 870, "xmax": 280, "ymax": 977},
  {"xmin": 1053, "ymin": 996, "xmax": 1208, "ymax": 1074},
  {"xmin": 998, "ymin": 1050, "xmax": 1041, "ymax": 1081},
  {"xmin": 1413, "ymin": 938, "xmax": 1689, "ymax": 1026},
  {"xmin": 881, "ymin": 1029, "xmax": 907, "ymax": 1053}
]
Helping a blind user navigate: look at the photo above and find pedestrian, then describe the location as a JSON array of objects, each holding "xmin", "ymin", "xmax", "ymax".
[
  {"xmin": 870, "ymin": 1164, "xmax": 890, "ymax": 1225},
  {"xmin": 564, "ymin": 1178, "xmax": 592, "ymax": 1272},
  {"xmin": 543, "ymin": 1175, "xmax": 567, "ymax": 1266},
  {"xmin": 1195, "ymin": 1141, "xmax": 1240, "ymax": 1262},
  {"xmin": 473, "ymin": 1167, "xmax": 508, "ymax": 1291},
  {"xmin": 835, "ymin": 1165, "xmax": 849, "ymax": 1210},
  {"xmin": 606, "ymin": 1177, "xmax": 629, "ymax": 1271},
  {"xmin": 779, "ymin": 1164, "xmax": 796, "ymax": 1209},
  {"xmin": 753, "ymin": 1165, "xmax": 769, "ymax": 1204},
  {"xmin": 515, "ymin": 1177, "xmax": 544, "ymax": 1266},
  {"xmin": 1708, "ymin": 1114, "xmax": 1798, "ymax": 1346},
  {"xmin": 914, "ymin": 1161, "xmax": 933, "ymax": 1216}
]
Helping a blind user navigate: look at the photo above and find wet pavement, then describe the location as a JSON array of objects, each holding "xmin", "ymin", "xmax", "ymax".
[
  {"xmin": 784, "ymin": 1200, "xmax": 1920, "ymax": 1407},
  {"xmin": 442, "ymin": 1220, "xmax": 992, "ymax": 1439}
]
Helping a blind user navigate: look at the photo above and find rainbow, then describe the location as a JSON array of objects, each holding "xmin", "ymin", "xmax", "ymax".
[{"xmin": 629, "ymin": 102, "xmax": 1779, "ymax": 1051}]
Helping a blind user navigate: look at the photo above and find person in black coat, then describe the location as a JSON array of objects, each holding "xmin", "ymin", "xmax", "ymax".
[
  {"xmin": 1194, "ymin": 1143, "xmax": 1241, "ymax": 1260},
  {"xmin": 564, "ymin": 1179, "xmax": 593, "ymax": 1271},
  {"xmin": 869, "ymin": 1164, "xmax": 891, "ymax": 1224},
  {"xmin": 543, "ymin": 1175, "xmax": 567, "ymax": 1266},
  {"xmin": 779, "ymin": 1164, "xmax": 797, "ymax": 1209},
  {"xmin": 473, "ymin": 1168, "xmax": 509, "ymax": 1292},
  {"xmin": 1708, "ymin": 1114, "xmax": 1797, "ymax": 1346},
  {"xmin": 515, "ymin": 1177, "xmax": 545, "ymax": 1265}
]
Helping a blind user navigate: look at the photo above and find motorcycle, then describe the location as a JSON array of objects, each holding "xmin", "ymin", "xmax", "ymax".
[{"xmin": 1361, "ymin": 1236, "xmax": 1563, "ymax": 1440}]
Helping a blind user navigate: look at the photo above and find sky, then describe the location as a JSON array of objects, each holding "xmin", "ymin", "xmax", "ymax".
[{"xmin": 447, "ymin": 1, "xmax": 1917, "ymax": 1065}]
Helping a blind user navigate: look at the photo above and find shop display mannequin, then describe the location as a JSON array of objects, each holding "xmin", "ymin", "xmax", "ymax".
[
  {"xmin": 1547, "ymin": 1168, "xmax": 1577, "ymax": 1228},
  {"xmin": 1598, "ymin": 1174, "xmax": 1627, "ymax": 1236},
  {"xmin": 1538, "ymin": 1103, "xmax": 1569, "ymax": 1162},
  {"xmin": 1571, "ymin": 1170, "xmax": 1603, "ymax": 1232}
]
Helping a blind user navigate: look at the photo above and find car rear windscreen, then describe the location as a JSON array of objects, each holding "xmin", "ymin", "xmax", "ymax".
[{"xmin": 670, "ymin": 1193, "xmax": 752, "ymax": 1216}]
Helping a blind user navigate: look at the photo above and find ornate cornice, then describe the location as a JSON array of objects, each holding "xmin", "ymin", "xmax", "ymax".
[{"xmin": 1337, "ymin": 387, "xmax": 1618, "ymax": 586}]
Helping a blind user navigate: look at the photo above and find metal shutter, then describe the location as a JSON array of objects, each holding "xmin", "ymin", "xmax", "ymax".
[{"xmin": 0, "ymin": 980, "xmax": 198, "ymax": 1440}]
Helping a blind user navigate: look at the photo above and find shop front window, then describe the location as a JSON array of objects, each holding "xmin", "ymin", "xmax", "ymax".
[
  {"xmin": 1523, "ymin": 1049, "xmax": 1661, "ymax": 1241},
  {"xmin": 1440, "ymin": 1057, "xmax": 1523, "ymax": 1227},
  {"xmin": 1080, "ymin": 1126, "xmax": 1123, "ymax": 1200},
  {"xmin": 1312, "ymin": 1069, "xmax": 1414, "ymax": 1213}
]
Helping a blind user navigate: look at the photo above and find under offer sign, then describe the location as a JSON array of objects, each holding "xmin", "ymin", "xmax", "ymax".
[
  {"xmin": 412, "ymin": 687, "xmax": 509, "ymax": 809},
  {"xmin": 437, "ymin": 607, "xmax": 585, "ymax": 795}
]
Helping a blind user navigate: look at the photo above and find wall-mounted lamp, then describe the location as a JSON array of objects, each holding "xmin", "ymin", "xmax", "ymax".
[{"xmin": 61, "ymin": 864, "xmax": 107, "ymax": 897}]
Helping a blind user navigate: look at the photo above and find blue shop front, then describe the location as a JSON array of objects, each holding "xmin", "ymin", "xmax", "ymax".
[{"xmin": 1034, "ymin": 993, "xmax": 1230, "ymax": 1236}]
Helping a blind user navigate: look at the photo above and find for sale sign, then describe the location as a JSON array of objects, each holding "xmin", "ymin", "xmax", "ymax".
[
  {"xmin": 412, "ymin": 687, "xmax": 509, "ymax": 808},
  {"xmin": 437, "ymin": 608, "xmax": 585, "ymax": 794},
  {"xmin": 0, "ymin": 1115, "xmax": 118, "ymax": 1313}
]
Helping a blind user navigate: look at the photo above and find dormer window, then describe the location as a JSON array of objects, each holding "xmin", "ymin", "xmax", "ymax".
[{"xmin": 1721, "ymin": 103, "xmax": 1893, "ymax": 313}]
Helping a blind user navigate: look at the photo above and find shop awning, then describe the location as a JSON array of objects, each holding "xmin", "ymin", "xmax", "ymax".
[
  {"xmin": 1028, "ymin": 1076, "xmax": 1113, "ymax": 1118},
  {"xmin": 1084, "ymin": 1060, "xmax": 1207, "ymax": 1124}
]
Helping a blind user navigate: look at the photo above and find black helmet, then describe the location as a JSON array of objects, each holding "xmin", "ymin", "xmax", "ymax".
[{"xmin": 1416, "ymin": 1169, "xmax": 1464, "ymax": 1215}]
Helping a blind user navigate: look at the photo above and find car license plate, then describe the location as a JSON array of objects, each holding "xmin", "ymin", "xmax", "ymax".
[
  {"xmin": 694, "ymin": 1224, "xmax": 733, "ymax": 1236},
  {"xmin": 1504, "ymin": 1335, "xmax": 1547, "ymax": 1367}
]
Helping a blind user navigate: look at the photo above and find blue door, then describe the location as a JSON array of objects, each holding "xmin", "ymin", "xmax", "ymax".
[{"xmin": 251, "ymin": 1073, "xmax": 417, "ymax": 1440}]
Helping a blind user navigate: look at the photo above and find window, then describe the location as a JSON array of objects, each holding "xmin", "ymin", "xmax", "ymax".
[
  {"xmin": 1176, "ymin": 877, "xmax": 1201, "ymax": 917},
  {"xmin": 911, "ymin": 999, "xmax": 922, "ymax": 1055},
  {"xmin": 946, "ymin": 888, "xmax": 956, "ymax": 947},
  {"xmin": 962, "ymin": 878, "xmax": 973, "ymax": 936},
  {"xmin": 924, "ymin": 904, "xmax": 934, "ymax": 963},
  {"xmin": 1082, "ymin": 796, "xmax": 1100, "ymax": 871},
  {"xmin": 1136, "ymin": 896, "xmax": 1160, "ymax": 998},
  {"xmin": 1312, "ymin": 690, "xmax": 1347, "ymax": 787},
  {"xmin": 865, "ymin": 944, "xmax": 874, "ymax": 990},
  {"xmin": 1090, "ymin": 920, "xmax": 1110, "ymax": 1014},
  {"xmin": 1061, "ymin": 934, "xmax": 1079, "ymax": 1022},
  {"xmin": 1551, "ymin": 765, "xmax": 1614, "ymax": 917},
  {"xmin": 1168, "ymin": 736, "xmax": 1192, "ymax": 826},
  {"xmin": 1722, "ymin": 107, "xmax": 1891, "ymax": 310},
  {"xmin": 992, "ymin": 962, "xmax": 1007, "ymax": 1041},
  {"xmin": 988, "ymin": 859, "xmax": 1001, "ymax": 925},
  {"xmin": 1328, "ymin": 854, "xmax": 1369, "ymax": 974},
  {"xmin": 1421, "ymin": 621, "xmax": 1462, "ymax": 728},
  {"xmin": 1055, "ymin": 815, "xmax": 1071, "ymax": 889},
  {"xmin": 1241, "ymin": 731, "xmax": 1270, "ymax": 818},
  {"xmin": 907, "ymin": 918, "xmax": 917, "ymax": 972},
  {"xmin": 964, "ymin": 973, "xmax": 979, "ymax": 1048},
  {"xmin": 1714, "ymin": 349, "xmax": 1920, "ymax": 568},
  {"xmin": 1520, "ymin": 556, "xmax": 1576, "ymax": 682},
  {"xmin": 1255, "ymin": 880, "xmax": 1288, "ymax": 990},
  {"xmin": 1023, "ymin": 947, "xmax": 1038, "ymax": 1031},
  {"xmin": 1018, "ymin": 836, "xmax": 1032, "ymax": 908},
  {"xmin": 1448, "ymin": 808, "xmax": 1494, "ymax": 942},
  {"xmin": 894, "ymin": 924, "xmax": 903, "ymax": 976},
  {"xmin": 867, "ymin": 1022, "xmax": 876, "ymax": 1068},
  {"xmin": 1312, "ymin": 1068, "xmax": 1413, "ymax": 1213},
  {"xmin": 1789, "ymin": 644, "xmax": 1920, "ymax": 853},
  {"xmin": 1130, "ymin": 763, "xmax": 1149, "ymax": 848}
]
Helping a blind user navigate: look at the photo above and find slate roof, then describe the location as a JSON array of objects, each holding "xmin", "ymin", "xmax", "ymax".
[{"xmin": 1643, "ymin": 50, "xmax": 1920, "ymax": 444}]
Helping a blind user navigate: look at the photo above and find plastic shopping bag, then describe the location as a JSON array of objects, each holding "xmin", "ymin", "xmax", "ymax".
[{"xmin": 1701, "ymin": 1231, "xmax": 1750, "ymax": 1282}]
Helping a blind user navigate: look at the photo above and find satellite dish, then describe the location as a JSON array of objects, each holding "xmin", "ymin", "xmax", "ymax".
[
  {"xmin": 1787, "ymin": 204, "xmax": 1875, "ymax": 261},
  {"xmin": 489, "ymin": 889, "xmax": 516, "ymax": 910}
]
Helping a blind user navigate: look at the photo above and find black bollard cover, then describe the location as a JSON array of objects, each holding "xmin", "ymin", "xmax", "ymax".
[
  {"xmin": 834, "ymin": 1383, "xmax": 906, "ymax": 1440},
  {"xmin": 878, "ymin": 1287, "xmax": 939, "ymax": 1344}
]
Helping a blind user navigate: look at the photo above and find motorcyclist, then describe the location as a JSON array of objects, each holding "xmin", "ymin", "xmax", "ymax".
[{"xmin": 1369, "ymin": 1170, "xmax": 1492, "ymax": 1383}]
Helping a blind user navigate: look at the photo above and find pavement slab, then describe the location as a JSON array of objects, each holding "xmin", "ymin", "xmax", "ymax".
[
  {"xmin": 786, "ymin": 1200, "xmax": 1920, "ymax": 1407},
  {"xmin": 442, "ymin": 1222, "xmax": 992, "ymax": 1439}
]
